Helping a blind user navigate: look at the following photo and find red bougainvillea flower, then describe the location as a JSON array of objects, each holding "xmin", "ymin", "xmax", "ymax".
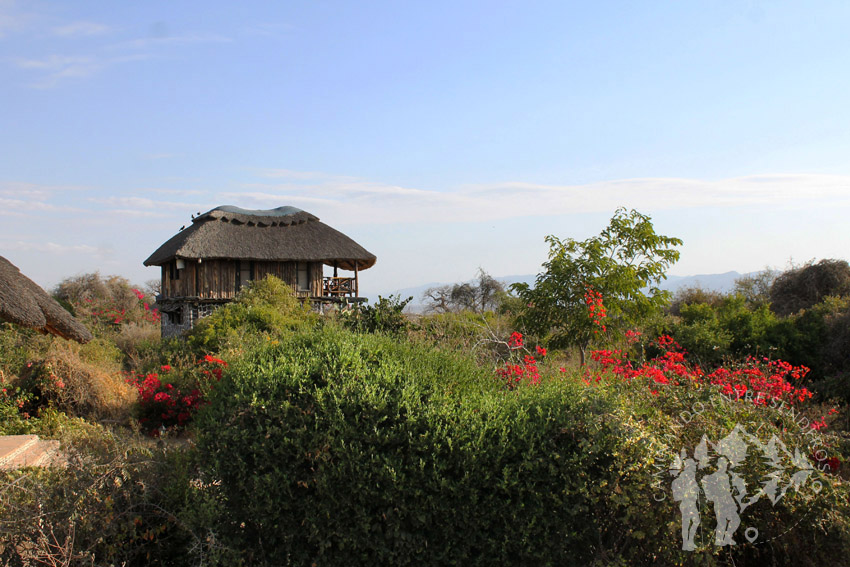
[
  {"xmin": 536, "ymin": 345, "xmax": 547, "ymax": 357},
  {"xmin": 508, "ymin": 332, "xmax": 524, "ymax": 349}
]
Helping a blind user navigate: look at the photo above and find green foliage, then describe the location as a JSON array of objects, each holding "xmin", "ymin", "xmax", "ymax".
[
  {"xmin": 194, "ymin": 329, "xmax": 652, "ymax": 565},
  {"xmin": 513, "ymin": 208, "xmax": 682, "ymax": 360},
  {"xmin": 413, "ymin": 310, "xmax": 515, "ymax": 365},
  {"xmin": 188, "ymin": 275, "xmax": 317, "ymax": 353},
  {"xmin": 341, "ymin": 294, "xmax": 413, "ymax": 335},
  {"xmin": 194, "ymin": 324, "xmax": 850, "ymax": 565},
  {"xmin": 668, "ymin": 289, "xmax": 850, "ymax": 395}
]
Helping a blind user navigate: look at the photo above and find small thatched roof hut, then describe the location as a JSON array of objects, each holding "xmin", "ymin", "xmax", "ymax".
[
  {"xmin": 0, "ymin": 256, "xmax": 93, "ymax": 343},
  {"xmin": 144, "ymin": 206, "xmax": 376, "ymax": 271},
  {"xmin": 145, "ymin": 206, "xmax": 377, "ymax": 337}
]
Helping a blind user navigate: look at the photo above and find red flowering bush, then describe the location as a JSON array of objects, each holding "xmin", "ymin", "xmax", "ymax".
[
  {"xmin": 127, "ymin": 355, "xmax": 227, "ymax": 434},
  {"xmin": 54, "ymin": 273, "xmax": 160, "ymax": 332},
  {"xmin": 585, "ymin": 334, "xmax": 816, "ymax": 404},
  {"xmin": 495, "ymin": 331, "xmax": 546, "ymax": 389}
]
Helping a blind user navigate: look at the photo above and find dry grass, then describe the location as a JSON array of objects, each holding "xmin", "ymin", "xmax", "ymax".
[{"xmin": 18, "ymin": 341, "xmax": 137, "ymax": 423}]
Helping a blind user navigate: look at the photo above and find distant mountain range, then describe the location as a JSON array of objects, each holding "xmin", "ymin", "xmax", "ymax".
[{"xmin": 371, "ymin": 271, "xmax": 749, "ymax": 312}]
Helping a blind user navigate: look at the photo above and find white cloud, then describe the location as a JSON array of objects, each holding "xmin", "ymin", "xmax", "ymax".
[
  {"xmin": 89, "ymin": 196, "xmax": 199, "ymax": 209},
  {"xmin": 0, "ymin": 0, "xmax": 32, "ymax": 38},
  {"xmin": 109, "ymin": 32, "xmax": 231, "ymax": 51},
  {"xmin": 220, "ymin": 171, "xmax": 850, "ymax": 226},
  {"xmin": 0, "ymin": 197, "xmax": 84, "ymax": 214},
  {"xmin": 0, "ymin": 240, "xmax": 99, "ymax": 255},
  {"xmin": 52, "ymin": 21, "xmax": 111, "ymax": 38}
]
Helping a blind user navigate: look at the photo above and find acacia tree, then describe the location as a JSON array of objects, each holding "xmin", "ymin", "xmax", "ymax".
[
  {"xmin": 512, "ymin": 208, "xmax": 682, "ymax": 364},
  {"xmin": 422, "ymin": 269, "xmax": 505, "ymax": 313}
]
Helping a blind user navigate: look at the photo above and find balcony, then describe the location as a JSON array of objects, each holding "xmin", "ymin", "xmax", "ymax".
[{"xmin": 322, "ymin": 276, "xmax": 357, "ymax": 298}]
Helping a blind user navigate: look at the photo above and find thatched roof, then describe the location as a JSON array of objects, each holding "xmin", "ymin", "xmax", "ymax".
[
  {"xmin": 144, "ymin": 206, "xmax": 377, "ymax": 271},
  {"xmin": 0, "ymin": 256, "xmax": 93, "ymax": 343}
]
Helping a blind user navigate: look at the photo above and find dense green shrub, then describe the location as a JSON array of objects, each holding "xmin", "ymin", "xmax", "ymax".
[
  {"xmin": 412, "ymin": 310, "xmax": 515, "ymax": 365},
  {"xmin": 340, "ymin": 294, "xmax": 413, "ymax": 335},
  {"xmin": 188, "ymin": 275, "xmax": 318, "ymax": 354},
  {"xmin": 667, "ymin": 292, "xmax": 850, "ymax": 393},
  {"xmin": 193, "ymin": 325, "xmax": 850, "ymax": 566},
  {"xmin": 195, "ymin": 329, "xmax": 661, "ymax": 565}
]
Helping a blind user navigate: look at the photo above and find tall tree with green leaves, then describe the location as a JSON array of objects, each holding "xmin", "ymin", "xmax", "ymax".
[{"xmin": 512, "ymin": 208, "xmax": 682, "ymax": 364}]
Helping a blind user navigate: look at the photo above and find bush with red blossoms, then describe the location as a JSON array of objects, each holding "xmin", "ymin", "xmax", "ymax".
[
  {"xmin": 495, "ymin": 331, "xmax": 546, "ymax": 389},
  {"xmin": 577, "ymin": 333, "xmax": 842, "ymax": 435},
  {"xmin": 127, "ymin": 355, "xmax": 227, "ymax": 434}
]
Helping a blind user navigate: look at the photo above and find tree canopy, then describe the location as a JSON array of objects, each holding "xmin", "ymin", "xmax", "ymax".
[{"xmin": 512, "ymin": 208, "xmax": 682, "ymax": 363}]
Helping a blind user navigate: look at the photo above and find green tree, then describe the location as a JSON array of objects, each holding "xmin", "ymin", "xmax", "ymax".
[{"xmin": 512, "ymin": 208, "xmax": 682, "ymax": 364}]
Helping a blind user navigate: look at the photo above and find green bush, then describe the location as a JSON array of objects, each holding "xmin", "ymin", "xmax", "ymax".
[
  {"xmin": 193, "ymin": 323, "xmax": 850, "ymax": 566},
  {"xmin": 341, "ymin": 294, "xmax": 413, "ymax": 335},
  {"xmin": 188, "ymin": 275, "xmax": 318, "ymax": 354},
  {"xmin": 413, "ymin": 310, "xmax": 515, "ymax": 364},
  {"xmin": 195, "ymin": 329, "xmax": 645, "ymax": 565}
]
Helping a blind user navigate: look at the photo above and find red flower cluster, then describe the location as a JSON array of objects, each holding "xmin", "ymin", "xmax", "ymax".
[
  {"xmin": 126, "ymin": 355, "xmax": 228, "ymax": 434},
  {"xmin": 587, "ymin": 336, "xmax": 815, "ymax": 408},
  {"xmin": 812, "ymin": 453, "xmax": 841, "ymax": 474},
  {"xmin": 508, "ymin": 332, "xmax": 524, "ymax": 349},
  {"xmin": 127, "ymin": 371, "xmax": 202, "ymax": 432},
  {"xmin": 496, "ymin": 355, "xmax": 540, "ymax": 388},
  {"xmin": 625, "ymin": 329, "xmax": 642, "ymax": 344},
  {"xmin": 584, "ymin": 285, "xmax": 606, "ymax": 333},
  {"xmin": 132, "ymin": 289, "xmax": 162, "ymax": 323},
  {"xmin": 496, "ymin": 332, "xmax": 545, "ymax": 389},
  {"xmin": 704, "ymin": 358, "xmax": 813, "ymax": 406}
]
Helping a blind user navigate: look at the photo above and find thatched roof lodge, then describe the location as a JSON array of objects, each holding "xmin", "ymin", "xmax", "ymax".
[
  {"xmin": 0, "ymin": 256, "xmax": 92, "ymax": 343},
  {"xmin": 144, "ymin": 205, "xmax": 376, "ymax": 336}
]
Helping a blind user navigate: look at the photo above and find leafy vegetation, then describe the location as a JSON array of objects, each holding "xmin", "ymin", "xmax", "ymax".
[
  {"xmin": 512, "ymin": 207, "xmax": 682, "ymax": 363},
  {"xmin": 2, "ymin": 214, "xmax": 850, "ymax": 566}
]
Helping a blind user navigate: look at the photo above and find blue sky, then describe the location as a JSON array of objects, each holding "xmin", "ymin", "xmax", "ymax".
[{"xmin": 2, "ymin": 1, "xmax": 850, "ymax": 295}]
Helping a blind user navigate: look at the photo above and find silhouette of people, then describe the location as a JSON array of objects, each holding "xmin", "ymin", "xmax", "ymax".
[
  {"xmin": 671, "ymin": 449, "xmax": 701, "ymax": 551},
  {"xmin": 701, "ymin": 457, "xmax": 740, "ymax": 546}
]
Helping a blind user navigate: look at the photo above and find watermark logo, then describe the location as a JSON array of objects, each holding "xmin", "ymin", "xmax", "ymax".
[{"xmin": 670, "ymin": 424, "xmax": 818, "ymax": 550}]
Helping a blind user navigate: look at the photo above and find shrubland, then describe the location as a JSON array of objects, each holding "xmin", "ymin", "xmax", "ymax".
[{"xmin": 2, "ymin": 217, "xmax": 850, "ymax": 565}]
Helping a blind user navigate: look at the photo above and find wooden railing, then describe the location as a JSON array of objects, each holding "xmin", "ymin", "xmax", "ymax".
[{"xmin": 322, "ymin": 277, "xmax": 357, "ymax": 297}]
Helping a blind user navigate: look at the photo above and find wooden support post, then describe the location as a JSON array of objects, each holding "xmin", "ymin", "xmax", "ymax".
[
  {"xmin": 354, "ymin": 261, "xmax": 359, "ymax": 298},
  {"xmin": 333, "ymin": 261, "xmax": 338, "ymax": 278}
]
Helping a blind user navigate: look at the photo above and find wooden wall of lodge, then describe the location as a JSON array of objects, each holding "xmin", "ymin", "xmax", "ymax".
[{"xmin": 161, "ymin": 259, "xmax": 324, "ymax": 299}]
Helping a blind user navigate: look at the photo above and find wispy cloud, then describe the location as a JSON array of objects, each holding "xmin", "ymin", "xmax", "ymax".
[
  {"xmin": 14, "ymin": 53, "xmax": 101, "ymax": 81},
  {"xmin": 110, "ymin": 31, "xmax": 231, "ymax": 51},
  {"xmin": 52, "ymin": 21, "xmax": 111, "ymax": 38},
  {"xmin": 148, "ymin": 187, "xmax": 206, "ymax": 197},
  {"xmin": 13, "ymin": 52, "xmax": 151, "ymax": 88},
  {"xmin": 8, "ymin": 10, "xmax": 228, "ymax": 88},
  {"xmin": 0, "ymin": 240, "xmax": 100, "ymax": 255},
  {"xmin": 222, "ymin": 171, "xmax": 850, "ymax": 226},
  {"xmin": 253, "ymin": 168, "xmax": 358, "ymax": 182},
  {"xmin": 0, "ymin": 0, "xmax": 33, "ymax": 38},
  {"xmin": 88, "ymin": 195, "xmax": 203, "ymax": 211}
]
